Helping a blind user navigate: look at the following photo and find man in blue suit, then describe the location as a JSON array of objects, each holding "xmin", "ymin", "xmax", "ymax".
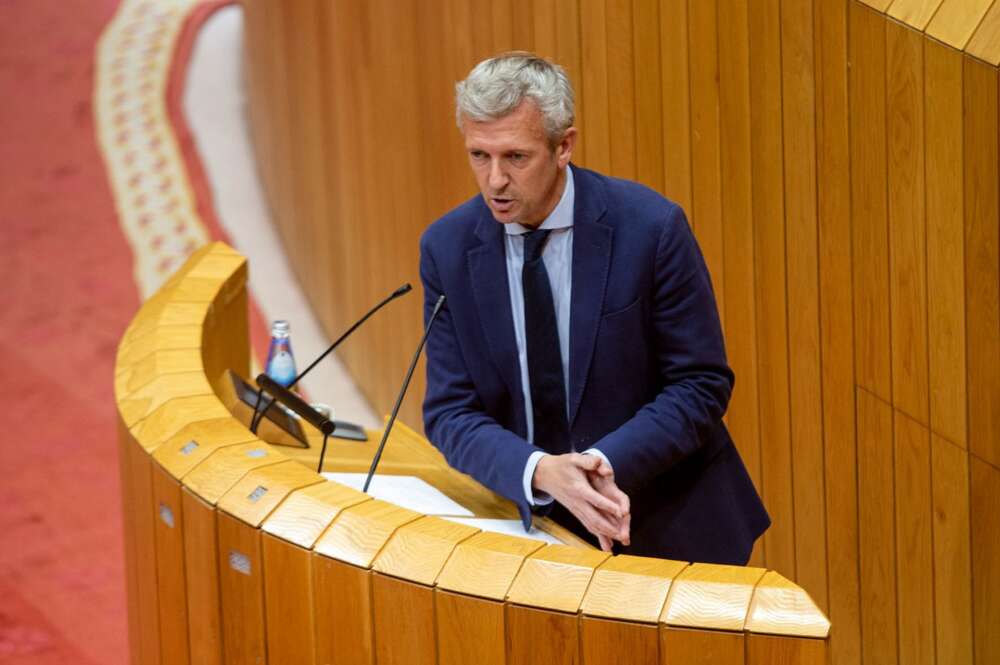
[{"xmin": 420, "ymin": 53, "xmax": 769, "ymax": 564}]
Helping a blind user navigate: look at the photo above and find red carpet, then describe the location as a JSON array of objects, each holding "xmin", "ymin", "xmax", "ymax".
[{"xmin": 0, "ymin": 1, "xmax": 256, "ymax": 663}]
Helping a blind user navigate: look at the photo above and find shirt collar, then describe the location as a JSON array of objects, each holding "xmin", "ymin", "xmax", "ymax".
[{"xmin": 504, "ymin": 164, "xmax": 575, "ymax": 236}]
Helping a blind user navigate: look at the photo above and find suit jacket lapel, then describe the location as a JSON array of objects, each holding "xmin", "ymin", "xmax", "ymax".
[
  {"xmin": 467, "ymin": 205, "xmax": 523, "ymax": 411},
  {"xmin": 568, "ymin": 168, "xmax": 612, "ymax": 429}
]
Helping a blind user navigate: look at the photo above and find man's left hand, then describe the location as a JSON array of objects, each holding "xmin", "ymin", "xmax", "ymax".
[{"xmin": 587, "ymin": 460, "xmax": 631, "ymax": 550}]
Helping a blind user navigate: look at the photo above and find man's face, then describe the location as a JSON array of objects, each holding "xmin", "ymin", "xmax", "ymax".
[{"xmin": 462, "ymin": 100, "xmax": 576, "ymax": 228}]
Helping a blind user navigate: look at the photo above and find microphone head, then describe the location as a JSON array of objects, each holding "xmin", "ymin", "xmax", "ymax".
[{"xmin": 392, "ymin": 283, "xmax": 413, "ymax": 298}]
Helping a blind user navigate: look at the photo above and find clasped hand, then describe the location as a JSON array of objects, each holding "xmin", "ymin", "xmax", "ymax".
[{"xmin": 532, "ymin": 453, "xmax": 631, "ymax": 552}]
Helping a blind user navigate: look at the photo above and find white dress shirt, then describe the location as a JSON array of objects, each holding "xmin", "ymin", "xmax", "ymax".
[{"xmin": 502, "ymin": 166, "xmax": 610, "ymax": 505}]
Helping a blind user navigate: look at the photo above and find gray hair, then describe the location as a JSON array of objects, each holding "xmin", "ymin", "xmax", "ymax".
[{"xmin": 455, "ymin": 52, "xmax": 575, "ymax": 141}]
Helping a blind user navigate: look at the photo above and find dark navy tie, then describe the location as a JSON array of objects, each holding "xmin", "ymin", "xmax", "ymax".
[{"xmin": 522, "ymin": 229, "xmax": 570, "ymax": 455}]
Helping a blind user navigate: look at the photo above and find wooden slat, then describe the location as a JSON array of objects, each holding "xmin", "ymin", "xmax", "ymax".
[
  {"xmin": 581, "ymin": 556, "xmax": 688, "ymax": 624},
  {"xmin": 506, "ymin": 604, "xmax": 579, "ymax": 665},
  {"xmin": 117, "ymin": 424, "xmax": 142, "ymax": 665},
  {"xmin": 970, "ymin": 456, "xmax": 1000, "ymax": 665},
  {"xmin": 926, "ymin": 0, "xmax": 996, "ymax": 50},
  {"xmin": 633, "ymin": 0, "xmax": 663, "ymax": 191},
  {"xmin": 606, "ymin": 0, "xmax": 637, "ymax": 180},
  {"xmin": 128, "ymin": 394, "xmax": 231, "ymax": 453},
  {"xmin": 372, "ymin": 515, "xmax": 478, "ymax": 585},
  {"xmin": 856, "ymin": 388, "xmax": 898, "ymax": 665},
  {"xmin": 581, "ymin": 616, "xmax": 658, "ymax": 665},
  {"xmin": 312, "ymin": 499, "xmax": 421, "ymax": 568},
  {"xmin": 930, "ymin": 435, "xmax": 974, "ymax": 665},
  {"xmin": 372, "ymin": 574, "xmax": 437, "ymax": 665},
  {"xmin": 967, "ymin": 0, "xmax": 1000, "ymax": 65},
  {"xmin": 181, "ymin": 488, "xmax": 223, "ymax": 665},
  {"xmin": 151, "ymin": 465, "xmax": 189, "ymax": 665},
  {"xmin": 888, "ymin": 0, "xmax": 947, "ymax": 31},
  {"xmin": 892, "ymin": 411, "xmax": 934, "ymax": 665},
  {"xmin": 126, "ymin": 436, "xmax": 161, "ymax": 665},
  {"xmin": 748, "ymin": 0, "xmax": 794, "ymax": 578},
  {"xmin": 579, "ymin": 0, "xmax": 610, "ymax": 172},
  {"xmin": 216, "ymin": 459, "xmax": 324, "ymax": 528},
  {"xmin": 313, "ymin": 557, "xmax": 374, "ymax": 665},
  {"xmin": 554, "ymin": 0, "xmax": 584, "ymax": 165},
  {"xmin": 744, "ymin": 571, "xmax": 831, "ymax": 638},
  {"xmin": 262, "ymin": 534, "xmax": 315, "ymax": 665},
  {"xmin": 435, "ymin": 531, "xmax": 544, "ymax": 601},
  {"xmin": 152, "ymin": 417, "xmax": 256, "ymax": 480},
  {"xmin": 506, "ymin": 545, "xmax": 610, "ymax": 613},
  {"xmin": 659, "ymin": 0, "xmax": 692, "ymax": 212},
  {"xmin": 815, "ymin": 0, "xmax": 863, "ymax": 660},
  {"xmin": 436, "ymin": 590, "xmax": 505, "ymax": 665},
  {"xmin": 261, "ymin": 480, "xmax": 369, "ymax": 549},
  {"xmin": 886, "ymin": 20, "xmax": 929, "ymax": 425},
  {"xmin": 660, "ymin": 563, "xmax": 766, "ymax": 632},
  {"xmin": 781, "ymin": 0, "xmax": 828, "ymax": 613},
  {"xmin": 924, "ymin": 39, "xmax": 968, "ymax": 448},
  {"xmin": 659, "ymin": 627, "xmax": 743, "ymax": 665},
  {"xmin": 850, "ymin": 2, "xmax": 892, "ymax": 402},
  {"xmin": 745, "ymin": 633, "xmax": 825, "ymax": 665},
  {"xmin": 216, "ymin": 512, "xmax": 266, "ymax": 665},
  {"xmin": 963, "ymin": 57, "xmax": 1000, "ymax": 468},
  {"xmin": 182, "ymin": 441, "xmax": 285, "ymax": 506}
]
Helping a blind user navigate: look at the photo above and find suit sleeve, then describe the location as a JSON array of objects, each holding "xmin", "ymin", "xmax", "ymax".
[
  {"xmin": 589, "ymin": 204, "xmax": 735, "ymax": 495},
  {"xmin": 420, "ymin": 234, "xmax": 545, "ymax": 527}
]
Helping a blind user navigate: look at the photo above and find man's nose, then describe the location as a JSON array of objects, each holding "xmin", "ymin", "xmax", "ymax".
[{"xmin": 487, "ymin": 159, "xmax": 508, "ymax": 191}]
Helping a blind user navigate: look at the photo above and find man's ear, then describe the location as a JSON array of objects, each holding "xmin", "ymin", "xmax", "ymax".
[{"xmin": 556, "ymin": 127, "xmax": 577, "ymax": 167}]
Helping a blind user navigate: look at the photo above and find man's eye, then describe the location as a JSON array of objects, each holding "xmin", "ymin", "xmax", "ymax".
[
  {"xmin": 509, "ymin": 153, "xmax": 526, "ymax": 163},
  {"xmin": 470, "ymin": 151, "xmax": 487, "ymax": 160}
]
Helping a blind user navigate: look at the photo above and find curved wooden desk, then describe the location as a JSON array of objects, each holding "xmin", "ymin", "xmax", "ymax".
[{"xmin": 116, "ymin": 243, "xmax": 829, "ymax": 665}]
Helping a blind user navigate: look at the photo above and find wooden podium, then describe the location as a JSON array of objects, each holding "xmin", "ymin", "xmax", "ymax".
[{"xmin": 115, "ymin": 243, "xmax": 830, "ymax": 665}]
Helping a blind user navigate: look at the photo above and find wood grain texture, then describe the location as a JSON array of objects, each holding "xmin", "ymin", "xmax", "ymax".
[
  {"xmin": 745, "ymin": 633, "xmax": 826, "ymax": 665},
  {"xmin": 372, "ymin": 574, "xmax": 437, "ymax": 665},
  {"xmin": 118, "ymin": 373, "xmax": 216, "ymax": 428},
  {"xmin": 856, "ymin": 388, "xmax": 898, "ymax": 665},
  {"xmin": 126, "ymin": 436, "xmax": 161, "ymax": 665},
  {"xmin": 966, "ymin": 0, "xmax": 1000, "ymax": 65},
  {"xmin": 506, "ymin": 604, "xmax": 579, "ymax": 665},
  {"xmin": 926, "ymin": 0, "xmax": 996, "ymax": 50},
  {"xmin": 151, "ymin": 465, "xmax": 190, "ymax": 665},
  {"xmin": 216, "ymin": 511, "xmax": 266, "ymax": 665},
  {"xmin": 312, "ymin": 499, "xmax": 421, "ymax": 568},
  {"xmin": 924, "ymin": 39, "xmax": 968, "ymax": 448},
  {"xmin": 660, "ymin": 563, "xmax": 766, "ymax": 632},
  {"xmin": 182, "ymin": 441, "xmax": 285, "ymax": 506},
  {"xmin": 435, "ymin": 531, "xmax": 544, "ymax": 601},
  {"xmin": 262, "ymin": 534, "xmax": 315, "ymax": 665},
  {"xmin": 659, "ymin": 0, "xmax": 691, "ymax": 212},
  {"xmin": 971, "ymin": 456, "xmax": 1000, "ymax": 665},
  {"xmin": 633, "ymin": 0, "xmax": 664, "ymax": 192},
  {"xmin": 117, "ymin": 325, "xmax": 201, "ymax": 367},
  {"xmin": 436, "ymin": 590, "xmax": 505, "ymax": 665},
  {"xmin": 505, "ymin": 544, "xmax": 609, "ymax": 613},
  {"xmin": 152, "ymin": 417, "xmax": 255, "ymax": 479},
  {"xmin": 580, "ymin": 555, "xmax": 688, "ymax": 623},
  {"xmin": 963, "ymin": 57, "xmax": 1000, "ymax": 468},
  {"xmin": 128, "ymin": 394, "xmax": 231, "ymax": 452},
  {"xmin": 888, "ymin": 0, "xmax": 947, "ymax": 31},
  {"xmin": 892, "ymin": 411, "xmax": 934, "ymax": 665},
  {"xmin": 581, "ymin": 616, "xmax": 659, "ymax": 665},
  {"xmin": 180, "ymin": 488, "xmax": 223, "ymax": 665},
  {"xmin": 931, "ymin": 435, "xmax": 974, "ymax": 665},
  {"xmin": 313, "ymin": 557, "xmax": 374, "ymax": 665},
  {"xmin": 261, "ymin": 480, "xmax": 369, "ymax": 549},
  {"xmin": 744, "ymin": 571, "xmax": 830, "ymax": 638},
  {"xmin": 372, "ymin": 515, "xmax": 478, "ymax": 585},
  {"xmin": 117, "ymin": 425, "xmax": 141, "ymax": 665},
  {"xmin": 660, "ymin": 627, "xmax": 743, "ymax": 665},
  {"xmin": 606, "ymin": 0, "xmax": 637, "ymax": 180},
  {"xmin": 216, "ymin": 458, "xmax": 324, "ymax": 527}
]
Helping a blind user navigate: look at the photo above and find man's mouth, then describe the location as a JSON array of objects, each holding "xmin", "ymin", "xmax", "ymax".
[{"xmin": 491, "ymin": 197, "xmax": 514, "ymax": 211}]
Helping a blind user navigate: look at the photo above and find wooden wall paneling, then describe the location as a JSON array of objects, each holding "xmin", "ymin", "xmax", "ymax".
[
  {"xmin": 970, "ymin": 456, "xmax": 1000, "ymax": 665},
  {"xmin": 127, "ymin": 434, "xmax": 162, "ymax": 665},
  {"xmin": 633, "ymin": 0, "xmax": 664, "ymax": 192},
  {"xmin": 580, "ymin": 616, "xmax": 659, "ymax": 665},
  {"xmin": 312, "ymin": 557, "xmax": 375, "ymax": 665},
  {"xmin": 605, "ymin": 0, "xmax": 637, "ymax": 181},
  {"xmin": 892, "ymin": 411, "xmax": 934, "ymax": 665},
  {"xmin": 744, "ymin": 633, "xmax": 826, "ymax": 665},
  {"xmin": 887, "ymin": 20, "xmax": 930, "ymax": 425},
  {"xmin": 532, "ymin": 0, "xmax": 557, "ymax": 61},
  {"xmin": 857, "ymin": 0, "xmax": 894, "ymax": 13},
  {"xmin": 491, "ymin": 0, "xmax": 515, "ymax": 52},
  {"xmin": 262, "ymin": 534, "xmax": 315, "ymax": 665},
  {"xmin": 963, "ymin": 57, "xmax": 1000, "ymax": 468},
  {"xmin": 118, "ymin": 423, "xmax": 142, "ymax": 665},
  {"xmin": 930, "ymin": 434, "xmax": 973, "ymax": 665},
  {"xmin": 216, "ymin": 512, "xmax": 267, "ymax": 665},
  {"xmin": 151, "ymin": 464, "xmax": 190, "ymax": 665},
  {"xmin": 505, "ymin": 604, "xmax": 580, "ymax": 665},
  {"xmin": 924, "ymin": 39, "xmax": 967, "ymax": 448},
  {"xmin": 849, "ymin": 2, "xmax": 892, "ymax": 402},
  {"xmin": 888, "ymin": 0, "xmax": 947, "ymax": 31},
  {"xmin": 780, "ymin": 0, "xmax": 828, "ymax": 612},
  {"xmin": 748, "ymin": 0, "xmax": 793, "ymax": 578},
  {"xmin": 510, "ymin": 0, "xmax": 534, "ymax": 49},
  {"xmin": 925, "ymin": 0, "xmax": 997, "ymax": 51},
  {"xmin": 659, "ymin": 627, "xmax": 743, "ymax": 665},
  {"xmin": 555, "ymin": 0, "xmax": 585, "ymax": 165},
  {"xmin": 372, "ymin": 574, "xmax": 437, "ymax": 665},
  {"xmin": 659, "ymin": 0, "xmax": 691, "ymax": 213},
  {"xmin": 579, "ymin": 0, "xmax": 611, "ymax": 173},
  {"xmin": 855, "ymin": 388, "xmax": 898, "ymax": 665},
  {"xmin": 966, "ymin": 0, "xmax": 1000, "ymax": 66},
  {"xmin": 716, "ymin": 0, "xmax": 762, "ymax": 557},
  {"xmin": 181, "ymin": 488, "xmax": 224, "ymax": 665},
  {"xmin": 436, "ymin": 590, "xmax": 506, "ymax": 665},
  {"xmin": 815, "ymin": 1, "xmax": 862, "ymax": 658},
  {"xmin": 686, "ymin": 0, "xmax": 724, "ymax": 313}
]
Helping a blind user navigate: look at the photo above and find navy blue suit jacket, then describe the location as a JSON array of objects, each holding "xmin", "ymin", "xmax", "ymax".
[{"xmin": 419, "ymin": 166, "xmax": 769, "ymax": 564}]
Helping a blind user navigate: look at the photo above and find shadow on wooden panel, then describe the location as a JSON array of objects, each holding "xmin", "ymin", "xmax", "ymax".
[
  {"xmin": 151, "ymin": 464, "xmax": 190, "ymax": 665},
  {"xmin": 263, "ymin": 534, "xmax": 315, "ymax": 665},
  {"xmin": 312, "ymin": 556, "xmax": 374, "ymax": 665},
  {"xmin": 436, "ymin": 590, "xmax": 505, "ymax": 665},
  {"xmin": 506, "ymin": 604, "xmax": 579, "ymax": 665},
  {"xmin": 659, "ymin": 626, "xmax": 743, "ymax": 665},
  {"xmin": 217, "ymin": 511, "xmax": 266, "ymax": 665},
  {"xmin": 372, "ymin": 573, "xmax": 436, "ymax": 665},
  {"xmin": 581, "ymin": 615, "xmax": 658, "ymax": 665},
  {"xmin": 181, "ymin": 488, "xmax": 223, "ymax": 665}
]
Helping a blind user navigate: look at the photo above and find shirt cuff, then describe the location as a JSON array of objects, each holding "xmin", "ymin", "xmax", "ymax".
[
  {"xmin": 582, "ymin": 447, "xmax": 613, "ymax": 472},
  {"xmin": 523, "ymin": 451, "xmax": 554, "ymax": 506}
]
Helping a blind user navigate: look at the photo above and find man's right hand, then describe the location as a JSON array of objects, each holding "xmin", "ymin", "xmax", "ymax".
[{"xmin": 532, "ymin": 453, "xmax": 630, "ymax": 551}]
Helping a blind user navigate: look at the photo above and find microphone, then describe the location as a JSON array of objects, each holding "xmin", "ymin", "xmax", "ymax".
[
  {"xmin": 363, "ymin": 294, "xmax": 446, "ymax": 492},
  {"xmin": 249, "ymin": 283, "xmax": 412, "ymax": 435}
]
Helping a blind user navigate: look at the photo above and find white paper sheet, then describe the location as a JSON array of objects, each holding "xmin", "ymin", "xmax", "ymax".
[
  {"xmin": 442, "ymin": 517, "xmax": 565, "ymax": 545},
  {"xmin": 322, "ymin": 472, "xmax": 474, "ymax": 517}
]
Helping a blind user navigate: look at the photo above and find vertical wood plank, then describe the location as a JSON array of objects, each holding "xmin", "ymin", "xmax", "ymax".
[
  {"xmin": 217, "ymin": 513, "xmax": 266, "ymax": 665},
  {"xmin": 924, "ymin": 39, "xmax": 967, "ymax": 448},
  {"xmin": 781, "ymin": 0, "xmax": 828, "ymax": 613},
  {"xmin": 313, "ymin": 558, "xmax": 374, "ymax": 665},
  {"xmin": 118, "ymin": 426, "xmax": 142, "ymax": 665},
  {"xmin": 970, "ymin": 456, "xmax": 1000, "ymax": 665},
  {"xmin": 151, "ymin": 466, "xmax": 190, "ymax": 665},
  {"xmin": 815, "ymin": 0, "xmax": 862, "ymax": 661},
  {"xmin": 659, "ymin": 0, "xmax": 692, "ymax": 213},
  {"xmin": 181, "ymin": 489, "xmax": 223, "ymax": 665},
  {"xmin": 263, "ymin": 534, "xmax": 316, "ymax": 665},
  {"xmin": 128, "ymin": 437, "xmax": 162, "ymax": 665},
  {"xmin": 687, "ymin": 0, "xmax": 724, "ymax": 314},
  {"xmin": 633, "ymin": 0, "xmax": 663, "ymax": 192},
  {"xmin": 887, "ymin": 20, "xmax": 929, "ymax": 426},
  {"xmin": 436, "ymin": 591, "xmax": 505, "ymax": 665},
  {"xmin": 659, "ymin": 627, "xmax": 743, "ymax": 665},
  {"xmin": 748, "ymin": 0, "xmax": 794, "ymax": 578},
  {"xmin": 717, "ymin": 0, "xmax": 762, "ymax": 549},
  {"xmin": 372, "ymin": 574, "xmax": 437, "ymax": 665},
  {"xmin": 579, "ymin": 0, "xmax": 610, "ymax": 173},
  {"xmin": 555, "ymin": 0, "xmax": 585, "ymax": 165},
  {"xmin": 605, "ymin": 0, "xmax": 637, "ymax": 180},
  {"xmin": 580, "ymin": 616, "xmax": 658, "ymax": 665},
  {"xmin": 506, "ymin": 605, "xmax": 579, "ymax": 665},
  {"xmin": 850, "ymin": 2, "xmax": 892, "ymax": 402},
  {"xmin": 533, "ymin": 0, "xmax": 558, "ymax": 61},
  {"xmin": 745, "ymin": 634, "xmax": 826, "ymax": 665},
  {"xmin": 963, "ymin": 57, "xmax": 1000, "ymax": 469},
  {"xmin": 930, "ymin": 435, "xmax": 974, "ymax": 665},
  {"xmin": 856, "ymin": 388, "xmax": 898, "ymax": 665},
  {"xmin": 892, "ymin": 411, "xmax": 934, "ymax": 665}
]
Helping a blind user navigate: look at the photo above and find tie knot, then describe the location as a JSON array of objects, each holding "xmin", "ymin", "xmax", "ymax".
[{"xmin": 522, "ymin": 229, "xmax": 552, "ymax": 263}]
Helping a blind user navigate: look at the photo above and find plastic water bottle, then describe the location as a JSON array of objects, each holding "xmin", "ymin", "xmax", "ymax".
[{"xmin": 265, "ymin": 320, "xmax": 297, "ymax": 387}]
